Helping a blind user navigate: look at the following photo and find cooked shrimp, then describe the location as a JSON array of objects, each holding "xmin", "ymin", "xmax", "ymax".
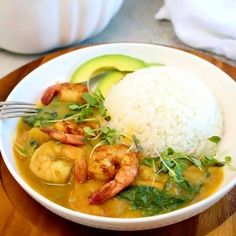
[
  {"xmin": 41, "ymin": 82, "xmax": 88, "ymax": 105},
  {"xmin": 41, "ymin": 127, "xmax": 85, "ymax": 146},
  {"xmin": 41, "ymin": 120, "xmax": 95, "ymax": 145},
  {"xmin": 53, "ymin": 120, "xmax": 85, "ymax": 135},
  {"xmin": 88, "ymin": 144, "xmax": 139, "ymax": 205},
  {"xmin": 30, "ymin": 141, "xmax": 87, "ymax": 184}
]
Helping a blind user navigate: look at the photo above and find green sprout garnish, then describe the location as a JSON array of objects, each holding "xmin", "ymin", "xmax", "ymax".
[{"xmin": 208, "ymin": 136, "xmax": 221, "ymax": 144}]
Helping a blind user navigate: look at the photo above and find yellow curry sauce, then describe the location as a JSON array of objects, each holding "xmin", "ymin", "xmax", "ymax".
[{"xmin": 14, "ymin": 120, "xmax": 223, "ymax": 218}]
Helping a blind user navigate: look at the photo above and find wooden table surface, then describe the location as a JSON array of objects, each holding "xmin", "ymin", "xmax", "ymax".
[{"xmin": 0, "ymin": 46, "xmax": 235, "ymax": 236}]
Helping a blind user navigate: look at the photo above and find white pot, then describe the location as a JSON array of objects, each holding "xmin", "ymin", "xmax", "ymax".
[{"xmin": 0, "ymin": 0, "xmax": 123, "ymax": 54}]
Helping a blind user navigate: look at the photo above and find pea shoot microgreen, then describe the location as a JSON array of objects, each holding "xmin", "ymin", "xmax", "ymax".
[
  {"xmin": 224, "ymin": 156, "xmax": 232, "ymax": 162},
  {"xmin": 14, "ymin": 142, "xmax": 28, "ymax": 159},
  {"xmin": 83, "ymin": 126, "xmax": 96, "ymax": 137},
  {"xmin": 83, "ymin": 124, "xmax": 124, "ymax": 145},
  {"xmin": 30, "ymin": 140, "xmax": 39, "ymax": 150},
  {"xmin": 200, "ymin": 155, "xmax": 224, "ymax": 168},
  {"xmin": 24, "ymin": 90, "xmax": 107, "ymax": 127},
  {"xmin": 223, "ymin": 155, "xmax": 236, "ymax": 170},
  {"xmin": 131, "ymin": 135, "xmax": 144, "ymax": 152},
  {"xmin": 208, "ymin": 135, "xmax": 221, "ymax": 144},
  {"xmin": 141, "ymin": 141, "xmax": 230, "ymax": 195}
]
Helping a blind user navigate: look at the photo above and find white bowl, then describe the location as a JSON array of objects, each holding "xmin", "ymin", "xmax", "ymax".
[
  {"xmin": 0, "ymin": 0, "xmax": 123, "ymax": 53},
  {"xmin": 0, "ymin": 43, "xmax": 235, "ymax": 230}
]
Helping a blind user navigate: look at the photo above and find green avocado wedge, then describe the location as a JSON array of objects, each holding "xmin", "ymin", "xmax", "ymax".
[
  {"xmin": 95, "ymin": 71, "xmax": 125, "ymax": 97},
  {"xmin": 70, "ymin": 54, "xmax": 146, "ymax": 83}
]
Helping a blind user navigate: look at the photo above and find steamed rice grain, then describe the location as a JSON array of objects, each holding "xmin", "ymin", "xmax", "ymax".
[{"xmin": 104, "ymin": 66, "xmax": 223, "ymax": 156}]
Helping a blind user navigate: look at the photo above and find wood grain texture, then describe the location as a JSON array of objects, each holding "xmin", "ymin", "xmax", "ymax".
[{"xmin": 0, "ymin": 46, "xmax": 235, "ymax": 236}]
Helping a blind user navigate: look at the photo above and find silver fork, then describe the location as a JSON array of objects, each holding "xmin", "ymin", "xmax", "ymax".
[{"xmin": 0, "ymin": 101, "xmax": 38, "ymax": 119}]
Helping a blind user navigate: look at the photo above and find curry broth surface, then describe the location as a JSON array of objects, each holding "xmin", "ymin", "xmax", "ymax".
[{"xmin": 15, "ymin": 119, "xmax": 223, "ymax": 218}]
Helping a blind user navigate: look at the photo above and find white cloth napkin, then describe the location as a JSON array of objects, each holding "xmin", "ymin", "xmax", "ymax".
[{"xmin": 155, "ymin": 0, "xmax": 236, "ymax": 60}]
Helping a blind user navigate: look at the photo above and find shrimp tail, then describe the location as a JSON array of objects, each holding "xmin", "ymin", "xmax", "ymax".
[
  {"xmin": 41, "ymin": 127, "xmax": 85, "ymax": 146},
  {"xmin": 41, "ymin": 84, "xmax": 61, "ymax": 105},
  {"xmin": 89, "ymin": 180, "xmax": 118, "ymax": 204},
  {"xmin": 74, "ymin": 159, "xmax": 87, "ymax": 183}
]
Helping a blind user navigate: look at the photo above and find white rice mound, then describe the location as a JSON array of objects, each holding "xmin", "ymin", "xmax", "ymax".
[{"xmin": 104, "ymin": 66, "xmax": 223, "ymax": 156}]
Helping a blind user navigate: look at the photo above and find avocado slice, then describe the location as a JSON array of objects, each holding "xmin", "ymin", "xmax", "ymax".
[
  {"xmin": 70, "ymin": 54, "xmax": 146, "ymax": 83},
  {"xmin": 95, "ymin": 71, "xmax": 125, "ymax": 97}
]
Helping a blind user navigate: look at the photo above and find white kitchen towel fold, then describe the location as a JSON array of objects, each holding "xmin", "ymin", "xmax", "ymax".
[{"xmin": 155, "ymin": 0, "xmax": 236, "ymax": 60}]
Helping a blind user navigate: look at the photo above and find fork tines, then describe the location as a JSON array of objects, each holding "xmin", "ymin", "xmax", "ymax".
[{"xmin": 0, "ymin": 101, "xmax": 38, "ymax": 119}]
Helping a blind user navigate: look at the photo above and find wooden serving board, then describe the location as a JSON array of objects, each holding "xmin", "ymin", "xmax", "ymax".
[{"xmin": 0, "ymin": 46, "xmax": 235, "ymax": 236}]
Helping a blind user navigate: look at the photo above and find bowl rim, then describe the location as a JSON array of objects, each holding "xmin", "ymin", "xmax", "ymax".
[{"xmin": 1, "ymin": 42, "xmax": 236, "ymax": 225}]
